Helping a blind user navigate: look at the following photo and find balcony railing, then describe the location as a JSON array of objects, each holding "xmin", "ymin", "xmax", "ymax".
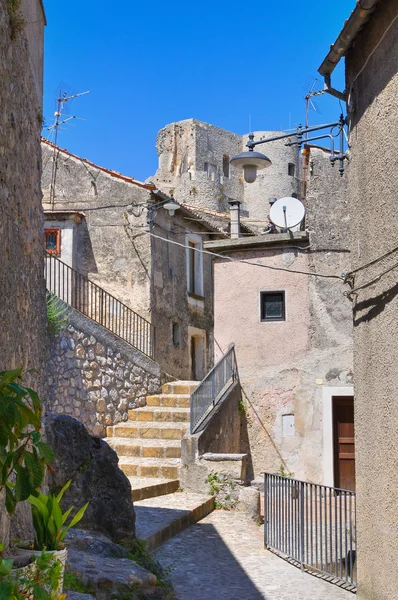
[
  {"xmin": 264, "ymin": 473, "xmax": 356, "ymax": 590},
  {"xmin": 190, "ymin": 344, "xmax": 238, "ymax": 433},
  {"xmin": 45, "ymin": 252, "xmax": 154, "ymax": 358}
]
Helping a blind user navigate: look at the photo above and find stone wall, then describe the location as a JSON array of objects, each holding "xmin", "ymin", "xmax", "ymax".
[
  {"xmin": 0, "ymin": 0, "xmax": 46, "ymax": 545},
  {"xmin": 48, "ymin": 307, "xmax": 161, "ymax": 437},
  {"xmin": 343, "ymin": 2, "xmax": 398, "ymax": 598},
  {"xmin": 152, "ymin": 119, "xmax": 300, "ymax": 220}
]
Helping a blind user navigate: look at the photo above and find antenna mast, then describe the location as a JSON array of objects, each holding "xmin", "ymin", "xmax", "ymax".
[{"xmin": 48, "ymin": 89, "xmax": 90, "ymax": 211}]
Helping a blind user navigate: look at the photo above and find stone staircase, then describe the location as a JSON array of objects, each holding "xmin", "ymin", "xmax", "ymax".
[{"xmin": 105, "ymin": 380, "xmax": 197, "ymax": 501}]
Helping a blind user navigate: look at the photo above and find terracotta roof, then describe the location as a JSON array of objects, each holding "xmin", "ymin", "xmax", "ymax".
[
  {"xmin": 41, "ymin": 138, "xmax": 156, "ymax": 191},
  {"xmin": 179, "ymin": 202, "xmax": 256, "ymax": 235}
]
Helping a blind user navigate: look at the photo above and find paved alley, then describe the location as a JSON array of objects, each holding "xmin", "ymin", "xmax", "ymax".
[{"xmin": 154, "ymin": 511, "xmax": 354, "ymax": 600}]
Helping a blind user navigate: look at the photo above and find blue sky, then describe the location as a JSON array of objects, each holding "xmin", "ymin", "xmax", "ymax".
[{"xmin": 43, "ymin": 0, "xmax": 352, "ymax": 182}]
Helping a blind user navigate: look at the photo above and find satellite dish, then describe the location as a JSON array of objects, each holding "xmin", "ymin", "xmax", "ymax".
[{"xmin": 269, "ymin": 197, "xmax": 305, "ymax": 229}]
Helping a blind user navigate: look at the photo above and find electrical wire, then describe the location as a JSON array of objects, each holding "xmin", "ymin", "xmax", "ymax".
[
  {"xmin": 344, "ymin": 242, "xmax": 398, "ymax": 280},
  {"xmin": 131, "ymin": 225, "xmax": 344, "ymax": 280},
  {"xmin": 344, "ymin": 261, "xmax": 398, "ymax": 297}
]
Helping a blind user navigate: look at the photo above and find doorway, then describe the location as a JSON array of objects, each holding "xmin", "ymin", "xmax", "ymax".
[
  {"xmin": 332, "ymin": 396, "xmax": 355, "ymax": 491},
  {"xmin": 188, "ymin": 329, "xmax": 206, "ymax": 381}
]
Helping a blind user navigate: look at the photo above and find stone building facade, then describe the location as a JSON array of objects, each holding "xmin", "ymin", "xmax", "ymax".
[
  {"xmin": 42, "ymin": 141, "xmax": 220, "ymax": 386},
  {"xmin": 206, "ymin": 146, "xmax": 353, "ymax": 485},
  {"xmin": 319, "ymin": 1, "xmax": 398, "ymax": 597},
  {"xmin": 152, "ymin": 119, "xmax": 300, "ymax": 220},
  {"xmin": 0, "ymin": 0, "xmax": 46, "ymax": 545}
]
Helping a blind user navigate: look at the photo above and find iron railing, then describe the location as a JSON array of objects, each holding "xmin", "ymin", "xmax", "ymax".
[
  {"xmin": 45, "ymin": 252, "xmax": 154, "ymax": 358},
  {"xmin": 190, "ymin": 344, "xmax": 238, "ymax": 434},
  {"xmin": 264, "ymin": 473, "xmax": 356, "ymax": 589}
]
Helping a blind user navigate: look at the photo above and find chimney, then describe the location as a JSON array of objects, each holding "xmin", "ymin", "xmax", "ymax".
[{"xmin": 228, "ymin": 200, "xmax": 241, "ymax": 239}]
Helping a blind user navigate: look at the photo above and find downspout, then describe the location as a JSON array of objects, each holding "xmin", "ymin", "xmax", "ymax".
[{"xmin": 318, "ymin": 0, "xmax": 380, "ymax": 99}]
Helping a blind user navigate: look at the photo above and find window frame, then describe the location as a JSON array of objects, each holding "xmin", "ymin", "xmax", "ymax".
[
  {"xmin": 288, "ymin": 162, "xmax": 295, "ymax": 177},
  {"xmin": 222, "ymin": 154, "xmax": 230, "ymax": 178},
  {"xmin": 260, "ymin": 290, "xmax": 286, "ymax": 322},
  {"xmin": 186, "ymin": 234, "xmax": 204, "ymax": 298},
  {"xmin": 44, "ymin": 228, "xmax": 61, "ymax": 255}
]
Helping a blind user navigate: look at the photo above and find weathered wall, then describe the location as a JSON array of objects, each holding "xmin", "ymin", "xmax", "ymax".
[
  {"xmin": 148, "ymin": 208, "xmax": 214, "ymax": 379},
  {"xmin": 153, "ymin": 119, "xmax": 300, "ymax": 221},
  {"xmin": 48, "ymin": 307, "xmax": 161, "ymax": 437},
  {"xmin": 211, "ymin": 150, "xmax": 352, "ymax": 483},
  {"xmin": 0, "ymin": 0, "xmax": 46, "ymax": 545},
  {"xmin": 42, "ymin": 143, "xmax": 153, "ymax": 319},
  {"xmin": 344, "ymin": 2, "xmax": 398, "ymax": 597}
]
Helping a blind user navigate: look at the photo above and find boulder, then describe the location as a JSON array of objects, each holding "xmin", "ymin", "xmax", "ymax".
[{"xmin": 45, "ymin": 414, "xmax": 135, "ymax": 542}]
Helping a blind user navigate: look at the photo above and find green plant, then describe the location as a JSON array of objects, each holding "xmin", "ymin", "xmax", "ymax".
[
  {"xmin": 190, "ymin": 186, "xmax": 197, "ymax": 194},
  {"xmin": 46, "ymin": 294, "xmax": 68, "ymax": 335},
  {"xmin": 28, "ymin": 480, "xmax": 89, "ymax": 551},
  {"xmin": 205, "ymin": 473, "xmax": 222, "ymax": 495},
  {"xmin": 7, "ymin": 0, "xmax": 25, "ymax": 40},
  {"xmin": 122, "ymin": 539, "xmax": 173, "ymax": 593},
  {"xmin": 0, "ymin": 368, "xmax": 54, "ymax": 514},
  {"xmin": 238, "ymin": 399, "xmax": 247, "ymax": 414},
  {"xmin": 63, "ymin": 569, "xmax": 93, "ymax": 594},
  {"xmin": 0, "ymin": 543, "xmax": 65, "ymax": 600},
  {"xmin": 276, "ymin": 464, "xmax": 294, "ymax": 478}
]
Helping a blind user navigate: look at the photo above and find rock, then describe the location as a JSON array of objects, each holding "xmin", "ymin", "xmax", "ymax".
[
  {"xmin": 65, "ymin": 529, "xmax": 130, "ymax": 558},
  {"xmin": 45, "ymin": 414, "xmax": 135, "ymax": 542},
  {"xmin": 66, "ymin": 550, "xmax": 157, "ymax": 599},
  {"xmin": 66, "ymin": 593, "xmax": 96, "ymax": 600},
  {"xmin": 236, "ymin": 486, "xmax": 261, "ymax": 521}
]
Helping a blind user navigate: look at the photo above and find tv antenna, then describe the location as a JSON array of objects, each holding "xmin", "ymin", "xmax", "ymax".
[
  {"xmin": 304, "ymin": 77, "xmax": 325, "ymax": 131},
  {"xmin": 47, "ymin": 88, "xmax": 90, "ymax": 210}
]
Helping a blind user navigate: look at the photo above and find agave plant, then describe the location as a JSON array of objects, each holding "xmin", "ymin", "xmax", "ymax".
[{"xmin": 28, "ymin": 481, "xmax": 89, "ymax": 551}]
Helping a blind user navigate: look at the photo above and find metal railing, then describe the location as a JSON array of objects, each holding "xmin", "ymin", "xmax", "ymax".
[
  {"xmin": 264, "ymin": 473, "xmax": 356, "ymax": 589},
  {"xmin": 190, "ymin": 344, "xmax": 238, "ymax": 434},
  {"xmin": 45, "ymin": 252, "xmax": 154, "ymax": 358}
]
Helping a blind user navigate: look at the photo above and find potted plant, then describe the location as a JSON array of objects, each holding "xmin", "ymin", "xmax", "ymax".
[{"xmin": 15, "ymin": 481, "xmax": 89, "ymax": 594}]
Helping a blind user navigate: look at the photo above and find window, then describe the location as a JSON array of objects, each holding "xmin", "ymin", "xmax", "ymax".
[
  {"xmin": 44, "ymin": 228, "xmax": 61, "ymax": 255},
  {"xmin": 223, "ymin": 155, "xmax": 230, "ymax": 178},
  {"xmin": 186, "ymin": 235, "xmax": 204, "ymax": 297},
  {"xmin": 260, "ymin": 291, "xmax": 285, "ymax": 321},
  {"xmin": 288, "ymin": 163, "xmax": 295, "ymax": 177},
  {"xmin": 172, "ymin": 322, "xmax": 180, "ymax": 346},
  {"xmin": 204, "ymin": 162, "xmax": 217, "ymax": 181}
]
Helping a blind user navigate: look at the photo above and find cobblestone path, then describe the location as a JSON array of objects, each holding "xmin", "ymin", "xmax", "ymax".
[{"xmin": 154, "ymin": 511, "xmax": 353, "ymax": 600}]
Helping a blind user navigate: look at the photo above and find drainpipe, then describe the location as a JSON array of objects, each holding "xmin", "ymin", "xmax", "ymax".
[
  {"xmin": 228, "ymin": 200, "xmax": 241, "ymax": 239},
  {"xmin": 318, "ymin": 0, "xmax": 380, "ymax": 98}
]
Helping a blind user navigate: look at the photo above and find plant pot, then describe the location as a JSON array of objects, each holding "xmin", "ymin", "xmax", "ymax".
[
  {"xmin": 8, "ymin": 559, "xmax": 37, "ymax": 599},
  {"xmin": 14, "ymin": 545, "xmax": 67, "ymax": 595}
]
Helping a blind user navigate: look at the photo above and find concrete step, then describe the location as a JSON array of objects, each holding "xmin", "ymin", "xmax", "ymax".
[
  {"xmin": 129, "ymin": 477, "xmax": 180, "ymax": 502},
  {"xmin": 107, "ymin": 421, "xmax": 189, "ymax": 440},
  {"xmin": 105, "ymin": 437, "xmax": 181, "ymax": 459},
  {"xmin": 119, "ymin": 456, "xmax": 181, "ymax": 479},
  {"xmin": 135, "ymin": 491, "xmax": 215, "ymax": 551},
  {"xmin": 146, "ymin": 394, "xmax": 191, "ymax": 408},
  {"xmin": 128, "ymin": 406, "xmax": 190, "ymax": 423},
  {"xmin": 162, "ymin": 381, "xmax": 198, "ymax": 395}
]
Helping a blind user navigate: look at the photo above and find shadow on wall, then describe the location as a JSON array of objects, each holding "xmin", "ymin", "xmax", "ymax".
[
  {"xmin": 77, "ymin": 219, "xmax": 98, "ymax": 277},
  {"xmin": 352, "ymin": 282, "xmax": 398, "ymax": 326},
  {"xmin": 240, "ymin": 386, "xmax": 291, "ymax": 478}
]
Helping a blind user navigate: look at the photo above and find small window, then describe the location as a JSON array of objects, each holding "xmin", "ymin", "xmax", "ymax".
[
  {"xmin": 44, "ymin": 228, "xmax": 61, "ymax": 255},
  {"xmin": 172, "ymin": 322, "xmax": 180, "ymax": 346},
  {"xmin": 204, "ymin": 162, "xmax": 217, "ymax": 181},
  {"xmin": 288, "ymin": 163, "xmax": 295, "ymax": 177},
  {"xmin": 223, "ymin": 155, "xmax": 230, "ymax": 178},
  {"xmin": 260, "ymin": 291, "xmax": 285, "ymax": 321},
  {"xmin": 186, "ymin": 235, "xmax": 204, "ymax": 297}
]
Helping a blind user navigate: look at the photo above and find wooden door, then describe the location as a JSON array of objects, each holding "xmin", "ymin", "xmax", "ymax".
[{"xmin": 333, "ymin": 396, "xmax": 356, "ymax": 491}]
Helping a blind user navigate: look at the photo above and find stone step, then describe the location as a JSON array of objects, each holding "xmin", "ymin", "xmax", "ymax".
[
  {"xmin": 119, "ymin": 456, "xmax": 181, "ymax": 479},
  {"xmin": 128, "ymin": 406, "xmax": 190, "ymax": 423},
  {"xmin": 135, "ymin": 491, "xmax": 215, "ymax": 551},
  {"xmin": 162, "ymin": 380, "xmax": 198, "ymax": 395},
  {"xmin": 107, "ymin": 421, "xmax": 189, "ymax": 440},
  {"xmin": 128, "ymin": 477, "xmax": 180, "ymax": 502},
  {"xmin": 105, "ymin": 437, "xmax": 181, "ymax": 459},
  {"xmin": 146, "ymin": 394, "xmax": 191, "ymax": 408}
]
